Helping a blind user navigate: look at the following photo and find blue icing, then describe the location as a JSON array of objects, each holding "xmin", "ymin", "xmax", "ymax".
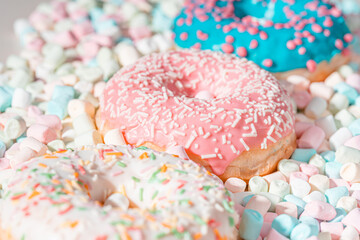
[{"xmin": 173, "ymin": 0, "xmax": 351, "ymax": 73}]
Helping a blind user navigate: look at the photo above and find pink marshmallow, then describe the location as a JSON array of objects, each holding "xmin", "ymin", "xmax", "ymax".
[
  {"xmin": 320, "ymin": 222, "xmax": 343, "ymax": 240},
  {"xmin": 4, "ymin": 143, "xmax": 20, "ymax": 159},
  {"xmin": 260, "ymin": 222, "xmax": 272, "ymax": 238},
  {"xmin": 287, "ymin": 75, "xmax": 310, "ymax": 91},
  {"xmin": 72, "ymin": 21, "xmax": 94, "ymax": 40},
  {"xmin": 264, "ymin": 212, "xmax": 278, "ymax": 223},
  {"xmin": 36, "ymin": 115, "xmax": 62, "ymax": 132},
  {"xmin": 342, "ymin": 208, "xmax": 360, "ymax": 233},
  {"xmin": 298, "ymin": 126, "xmax": 325, "ymax": 150},
  {"xmin": 20, "ymin": 137, "xmax": 47, "ymax": 155},
  {"xmin": 300, "ymin": 163, "xmax": 319, "ymax": 177},
  {"xmin": 303, "ymin": 201, "xmax": 336, "ymax": 221},
  {"xmin": 81, "ymin": 41, "xmax": 100, "ymax": 59},
  {"xmin": 54, "ymin": 31, "xmax": 78, "ymax": 48},
  {"xmin": 27, "ymin": 105, "xmax": 43, "ymax": 118},
  {"xmin": 275, "ymin": 202, "xmax": 298, "ymax": 218},
  {"xmin": 309, "ymin": 82, "xmax": 334, "ymax": 100},
  {"xmin": 329, "ymin": 178, "xmax": 351, "ymax": 190},
  {"xmin": 0, "ymin": 158, "xmax": 10, "ymax": 170},
  {"xmin": 245, "ymin": 195, "xmax": 271, "ymax": 216},
  {"xmin": 26, "ymin": 124, "xmax": 57, "ymax": 144},
  {"xmin": 290, "ymin": 172, "xmax": 309, "ymax": 182},
  {"xmin": 129, "ymin": 26, "xmax": 152, "ymax": 41},
  {"xmin": 235, "ymin": 203, "xmax": 245, "ymax": 216},
  {"xmin": 225, "ymin": 177, "xmax": 246, "ymax": 193},
  {"xmin": 26, "ymin": 37, "xmax": 45, "ymax": 52},
  {"xmin": 346, "ymin": 74, "xmax": 360, "ymax": 92},
  {"xmin": 91, "ymin": 35, "xmax": 113, "ymax": 47},
  {"xmin": 291, "ymin": 90, "xmax": 312, "ymax": 109},
  {"xmin": 295, "ymin": 122, "xmax": 314, "ymax": 138},
  {"xmin": 351, "ymin": 190, "xmax": 360, "ymax": 206},
  {"xmin": 263, "ymin": 171, "xmax": 287, "ymax": 184},
  {"xmin": 344, "ymin": 135, "xmax": 360, "ymax": 151},
  {"xmin": 10, "ymin": 146, "xmax": 37, "ymax": 168},
  {"xmin": 266, "ymin": 228, "xmax": 290, "ymax": 240}
]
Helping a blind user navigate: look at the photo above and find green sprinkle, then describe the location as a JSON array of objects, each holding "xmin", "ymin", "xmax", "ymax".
[
  {"xmin": 31, "ymin": 168, "xmax": 38, "ymax": 172},
  {"xmin": 77, "ymin": 207, "xmax": 88, "ymax": 211},
  {"xmin": 193, "ymin": 214, "xmax": 206, "ymax": 225},
  {"xmin": 132, "ymin": 176, "xmax": 140, "ymax": 182},
  {"xmin": 175, "ymin": 169, "xmax": 188, "ymax": 174},
  {"xmin": 202, "ymin": 185, "xmax": 213, "ymax": 192},
  {"xmin": 117, "ymin": 162, "xmax": 127, "ymax": 168},
  {"xmin": 62, "ymin": 157, "xmax": 70, "ymax": 159},
  {"xmin": 135, "ymin": 146, "xmax": 148, "ymax": 150},
  {"xmin": 140, "ymin": 188, "xmax": 144, "ymax": 201},
  {"xmin": 149, "ymin": 169, "xmax": 161, "ymax": 182},
  {"xmin": 156, "ymin": 233, "xmax": 167, "ymax": 239},
  {"xmin": 16, "ymin": 168, "xmax": 22, "ymax": 172},
  {"xmin": 152, "ymin": 190, "xmax": 159, "ymax": 200},
  {"xmin": 179, "ymin": 189, "xmax": 186, "ymax": 195},
  {"xmin": 150, "ymin": 152, "xmax": 156, "ymax": 160},
  {"xmin": 180, "ymin": 199, "xmax": 190, "ymax": 205},
  {"xmin": 222, "ymin": 200, "xmax": 235, "ymax": 214},
  {"xmin": 116, "ymin": 234, "xmax": 121, "ymax": 240},
  {"xmin": 40, "ymin": 173, "xmax": 55, "ymax": 179},
  {"xmin": 111, "ymin": 220, "xmax": 132, "ymax": 226},
  {"xmin": 21, "ymin": 235, "xmax": 25, "ymax": 240},
  {"xmin": 3, "ymin": 191, "xmax": 11, "ymax": 199},
  {"xmin": 225, "ymin": 189, "xmax": 231, "ymax": 197},
  {"xmin": 229, "ymin": 216, "xmax": 235, "ymax": 227},
  {"xmin": 171, "ymin": 229, "xmax": 184, "ymax": 239}
]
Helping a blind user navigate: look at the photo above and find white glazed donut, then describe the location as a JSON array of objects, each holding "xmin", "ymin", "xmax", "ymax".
[{"xmin": 0, "ymin": 144, "xmax": 238, "ymax": 240}]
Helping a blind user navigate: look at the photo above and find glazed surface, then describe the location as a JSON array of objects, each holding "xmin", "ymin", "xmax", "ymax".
[
  {"xmin": 0, "ymin": 144, "xmax": 237, "ymax": 240},
  {"xmin": 100, "ymin": 50, "xmax": 295, "ymax": 175},
  {"xmin": 173, "ymin": 0, "xmax": 352, "ymax": 73}
]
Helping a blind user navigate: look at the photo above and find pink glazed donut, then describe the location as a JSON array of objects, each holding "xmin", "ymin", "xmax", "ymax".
[{"xmin": 98, "ymin": 50, "xmax": 296, "ymax": 181}]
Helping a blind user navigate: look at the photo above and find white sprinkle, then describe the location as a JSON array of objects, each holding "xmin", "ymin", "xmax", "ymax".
[
  {"xmin": 201, "ymin": 154, "xmax": 217, "ymax": 159},
  {"xmin": 240, "ymin": 138, "xmax": 250, "ymax": 151}
]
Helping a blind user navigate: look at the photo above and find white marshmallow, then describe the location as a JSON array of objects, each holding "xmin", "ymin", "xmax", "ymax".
[
  {"xmin": 74, "ymin": 130, "xmax": 103, "ymax": 147},
  {"xmin": 303, "ymin": 191, "xmax": 327, "ymax": 203},
  {"xmin": 335, "ymin": 109, "xmax": 356, "ymax": 127},
  {"xmin": 68, "ymin": 99, "xmax": 95, "ymax": 119},
  {"xmin": 278, "ymin": 159, "xmax": 300, "ymax": 177},
  {"xmin": 11, "ymin": 88, "xmax": 32, "ymax": 109},
  {"xmin": 340, "ymin": 162, "xmax": 360, "ymax": 182},
  {"xmin": 315, "ymin": 115, "xmax": 338, "ymax": 139},
  {"xmin": 336, "ymin": 146, "xmax": 360, "ymax": 164},
  {"xmin": 329, "ymin": 127, "xmax": 353, "ymax": 150},
  {"xmin": 104, "ymin": 129, "xmax": 126, "ymax": 146},
  {"xmin": 72, "ymin": 113, "xmax": 95, "ymax": 136},
  {"xmin": 336, "ymin": 196, "xmax": 357, "ymax": 213},
  {"xmin": 248, "ymin": 176, "xmax": 268, "ymax": 193},
  {"xmin": 304, "ymin": 97, "xmax": 327, "ymax": 119},
  {"xmin": 47, "ymin": 139, "xmax": 66, "ymax": 151},
  {"xmin": 225, "ymin": 178, "xmax": 247, "ymax": 193},
  {"xmin": 269, "ymin": 180, "xmax": 290, "ymax": 198},
  {"xmin": 290, "ymin": 178, "xmax": 311, "ymax": 198},
  {"xmin": 309, "ymin": 174, "xmax": 329, "ymax": 193},
  {"xmin": 4, "ymin": 116, "xmax": 27, "ymax": 139}
]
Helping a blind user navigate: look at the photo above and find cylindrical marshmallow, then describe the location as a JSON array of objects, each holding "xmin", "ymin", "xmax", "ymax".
[
  {"xmin": 67, "ymin": 99, "xmax": 95, "ymax": 119},
  {"xmin": 340, "ymin": 225, "xmax": 359, "ymax": 240},
  {"xmin": 335, "ymin": 145, "xmax": 360, "ymax": 164},
  {"xmin": 11, "ymin": 88, "xmax": 32, "ymax": 109},
  {"xmin": 238, "ymin": 209, "xmax": 263, "ymax": 240},
  {"xmin": 245, "ymin": 195, "xmax": 271, "ymax": 216},
  {"xmin": 290, "ymin": 178, "xmax": 311, "ymax": 198},
  {"xmin": 36, "ymin": 114, "xmax": 62, "ymax": 132},
  {"xmin": 309, "ymin": 174, "xmax": 329, "ymax": 193},
  {"xmin": 10, "ymin": 146, "xmax": 37, "ymax": 168},
  {"xmin": 309, "ymin": 82, "xmax": 334, "ymax": 100},
  {"xmin": 340, "ymin": 162, "xmax": 360, "ymax": 182},
  {"xmin": 309, "ymin": 154, "xmax": 326, "ymax": 175},
  {"xmin": 269, "ymin": 180, "xmax": 290, "ymax": 198},
  {"xmin": 248, "ymin": 176, "xmax": 268, "ymax": 193},
  {"xmin": 335, "ymin": 109, "xmax": 356, "ymax": 127},
  {"xmin": 275, "ymin": 202, "xmax": 298, "ymax": 218},
  {"xmin": 26, "ymin": 124, "xmax": 57, "ymax": 144},
  {"xmin": 303, "ymin": 191, "xmax": 327, "ymax": 203},
  {"xmin": 336, "ymin": 196, "xmax": 357, "ymax": 213},
  {"xmin": 271, "ymin": 214, "xmax": 299, "ymax": 237},
  {"xmin": 303, "ymin": 201, "xmax": 336, "ymax": 221},
  {"xmin": 225, "ymin": 177, "xmax": 247, "ymax": 193},
  {"xmin": 104, "ymin": 129, "xmax": 126, "ymax": 146},
  {"xmin": 329, "ymin": 93, "xmax": 349, "ymax": 114},
  {"xmin": 315, "ymin": 115, "xmax": 338, "ymax": 139},
  {"xmin": 278, "ymin": 159, "xmax": 300, "ymax": 177},
  {"xmin": 298, "ymin": 126, "xmax": 325, "ymax": 150},
  {"xmin": 74, "ymin": 130, "xmax": 103, "ymax": 146},
  {"xmin": 4, "ymin": 116, "xmax": 26, "ymax": 139},
  {"xmin": 325, "ymin": 186, "xmax": 349, "ymax": 206},
  {"xmin": 305, "ymin": 97, "xmax": 327, "ymax": 119},
  {"xmin": 329, "ymin": 128, "xmax": 353, "ymax": 151},
  {"xmin": 72, "ymin": 113, "xmax": 96, "ymax": 136},
  {"xmin": 20, "ymin": 137, "xmax": 47, "ymax": 155}
]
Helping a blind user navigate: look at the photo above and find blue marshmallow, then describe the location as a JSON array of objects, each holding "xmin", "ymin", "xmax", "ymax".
[
  {"xmin": 0, "ymin": 140, "xmax": 5, "ymax": 158},
  {"xmin": 348, "ymin": 118, "xmax": 360, "ymax": 136},
  {"xmin": 325, "ymin": 186, "xmax": 349, "ymax": 206},
  {"xmin": 238, "ymin": 209, "xmax": 263, "ymax": 240},
  {"xmin": 299, "ymin": 216, "xmax": 319, "ymax": 236},
  {"xmin": 0, "ymin": 87, "xmax": 13, "ymax": 112},
  {"xmin": 291, "ymin": 148, "xmax": 316, "ymax": 163},
  {"xmin": 47, "ymin": 86, "xmax": 75, "ymax": 119},
  {"xmin": 272, "ymin": 214, "xmax": 299, "ymax": 237},
  {"xmin": 325, "ymin": 161, "xmax": 342, "ymax": 179},
  {"xmin": 328, "ymin": 207, "xmax": 347, "ymax": 222},
  {"xmin": 320, "ymin": 151, "xmax": 336, "ymax": 162},
  {"xmin": 333, "ymin": 82, "xmax": 359, "ymax": 104},
  {"xmin": 290, "ymin": 223, "xmax": 314, "ymax": 240},
  {"xmin": 241, "ymin": 194, "xmax": 254, "ymax": 206}
]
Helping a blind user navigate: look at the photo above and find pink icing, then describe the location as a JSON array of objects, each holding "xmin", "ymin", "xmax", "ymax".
[{"xmin": 100, "ymin": 50, "xmax": 294, "ymax": 175}]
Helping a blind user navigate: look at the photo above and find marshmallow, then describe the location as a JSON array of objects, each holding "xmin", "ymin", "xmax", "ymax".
[
  {"xmin": 325, "ymin": 72, "xmax": 344, "ymax": 87},
  {"xmin": 258, "ymin": 192, "xmax": 282, "ymax": 212},
  {"xmin": 346, "ymin": 74, "xmax": 360, "ymax": 92},
  {"xmin": 300, "ymin": 163, "xmax": 319, "ymax": 176},
  {"xmin": 271, "ymin": 214, "xmax": 299, "ymax": 237},
  {"xmin": 36, "ymin": 114, "xmax": 62, "ymax": 132},
  {"xmin": 303, "ymin": 201, "xmax": 337, "ymax": 221},
  {"xmin": 11, "ymin": 88, "xmax": 32, "ymax": 109},
  {"xmin": 335, "ymin": 145, "xmax": 360, "ymax": 164},
  {"xmin": 340, "ymin": 226, "xmax": 359, "ymax": 240},
  {"xmin": 225, "ymin": 177, "xmax": 247, "ymax": 193},
  {"xmin": 309, "ymin": 174, "xmax": 330, "ymax": 193},
  {"xmin": 10, "ymin": 146, "xmax": 37, "ymax": 168},
  {"xmin": 329, "ymin": 128, "xmax": 353, "ymax": 150},
  {"xmin": 4, "ymin": 116, "xmax": 26, "ymax": 139},
  {"xmin": 325, "ymin": 186, "xmax": 349, "ymax": 206},
  {"xmin": 266, "ymin": 228, "xmax": 289, "ymax": 240},
  {"xmin": 290, "ymin": 178, "xmax": 311, "ymax": 198},
  {"xmin": 20, "ymin": 137, "xmax": 47, "ymax": 155},
  {"xmin": 298, "ymin": 126, "xmax": 325, "ymax": 150},
  {"xmin": 325, "ymin": 161, "xmax": 342, "ymax": 179},
  {"xmin": 238, "ymin": 209, "xmax": 263, "ymax": 240},
  {"xmin": 47, "ymin": 139, "xmax": 66, "ymax": 151},
  {"xmin": 309, "ymin": 154, "xmax": 326, "ymax": 174},
  {"xmin": 335, "ymin": 109, "xmax": 356, "ymax": 127},
  {"xmin": 291, "ymin": 90, "xmax": 312, "ymax": 109},
  {"xmin": 305, "ymin": 97, "xmax": 327, "ymax": 119},
  {"xmin": 290, "ymin": 171, "xmax": 309, "ymax": 182},
  {"xmin": 336, "ymin": 196, "xmax": 357, "ymax": 213},
  {"xmin": 304, "ymin": 191, "xmax": 327, "ymax": 203},
  {"xmin": 249, "ymin": 176, "xmax": 268, "ymax": 193},
  {"xmin": 67, "ymin": 99, "xmax": 95, "ymax": 119},
  {"xmin": 275, "ymin": 202, "xmax": 298, "ymax": 218},
  {"xmin": 0, "ymin": 87, "xmax": 13, "ymax": 112},
  {"xmin": 333, "ymin": 82, "xmax": 359, "ymax": 105},
  {"xmin": 349, "ymin": 118, "xmax": 360, "ymax": 136},
  {"xmin": 321, "ymin": 151, "xmax": 336, "ymax": 162},
  {"xmin": 72, "ymin": 113, "xmax": 96, "ymax": 136},
  {"xmin": 340, "ymin": 162, "xmax": 360, "ymax": 182},
  {"xmin": 0, "ymin": 141, "xmax": 5, "ymax": 158},
  {"xmin": 103, "ymin": 129, "xmax": 126, "ymax": 146},
  {"xmin": 263, "ymin": 171, "xmax": 287, "ymax": 184},
  {"xmin": 287, "ymin": 75, "xmax": 310, "ymax": 91},
  {"xmin": 315, "ymin": 115, "xmax": 338, "ymax": 139},
  {"xmin": 329, "ymin": 93, "xmax": 349, "ymax": 114},
  {"xmin": 320, "ymin": 222, "xmax": 344, "ymax": 240},
  {"xmin": 342, "ymin": 208, "xmax": 360, "ymax": 233},
  {"xmin": 269, "ymin": 180, "xmax": 290, "ymax": 198},
  {"xmin": 74, "ymin": 130, "xmax": 103, "ymax": 147},
  {"xmin": 278, "ymin": 159, "xmax": 300, "ymax": 177},
  {"xmin": 291, "ymin": 148, "xmax": 316, "ymax": 163},
  {"xmin": 290, "ymin": 223, "xmax": 316, "ymax": 240},
  {"xmin": 26, "ymin": 124, "xmax": 57, "ymax": 144}
]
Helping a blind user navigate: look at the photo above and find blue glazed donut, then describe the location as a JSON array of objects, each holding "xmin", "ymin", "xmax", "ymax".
[{"xmin": 173, "ymin": 0, "xmax": 352, "ymax": 79}]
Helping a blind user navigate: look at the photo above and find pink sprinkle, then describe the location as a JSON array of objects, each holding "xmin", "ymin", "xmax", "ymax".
[
  {"xmin": 294, "ymin": 38, "xmax": 302, "ymax": 45},
  {"xmin": 286, "ymin": 41, "xmax": 296, "ymax": 50},
  {"xmin": 176, "ymin": 18, "xmax": 184, "ymax": 26},
  {"xmin": 324, "ymin": 29, "xmax": 330, "ymax": 37},
  {"xmin": 180, "ymin": 32, "xmax": 188, "ymax": 41},
  {"xmin": 216, "ymin": 24, "xmax": 221, "ymax": 29},
  {"xmin": 237, "ymin": 47, "xmax": 247, "ymax": 57},
  {"xmin": 298, "ymin": 47, "xmax": 306, "ymax": 55},
  {"xmin": 260, "ymin": 31, "xmax": 268, "ymax": 40},
  {"xmin": 249, "ymin": 40, "xmax": 258, "ymax": 49},
  {"xmin": 344, "ymin": 33, "xmax": 353, "ymax": 43},
  {"xmin": 335, "ymin": 39, "xmax": 344, "ymax": 50},
  {"xmin": 225, "ymin": 36, "xmax": 234, "ymax": 43},
  {"xmin": 312, "ymin": 24, "xmax": 322, "ymax": 33},
  {"xmin": 193, "ymin": 43, "xmax": 201, "ymax": 49},
  {"xmin": 196, "ymin": 30, "xmax": 208, "ymax": 41},
  {"xmin": 237, "ymin": 25, "xmax": 246, "ymax": 33},
  {"xmin": 308, "ymin": 36, "xmax": 315, "ymax": 43},
  {"xmin": 263, "ymin": 59, "xmax": 273, "ymax": 68},
  {"xmin": 222, "ymin": 43, "xmax": 234, "ymax": 53},
  {"xmin": 223, "ymin": 25, "xmax": 232, "ymax": 33},
  {"xmin": 248, "ymin": 27, "xmax": 259, "ymax": 35},
  {"xmin": 323, "ymin": 17, "xmax": 333, "ymax": 27},
  {"xmin": 306, "ymin": 60, "xmax": 317, "ymax": 73}
]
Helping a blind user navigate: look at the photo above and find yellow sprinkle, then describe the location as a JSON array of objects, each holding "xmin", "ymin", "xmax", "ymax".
[
  {"xmin": 38, "ymin": 163, "xmax": 47, "ymax": 168},
  {"xmin": 160, "ymin": 165, "xmax": 167, "ymax": 173},
  {"xmin": 139, "ymin": 152, "xmax": 148, "ymax": 159},
  {"xmin": 28, "ymin": 191, "xmax": 40, "ymax": 200}
]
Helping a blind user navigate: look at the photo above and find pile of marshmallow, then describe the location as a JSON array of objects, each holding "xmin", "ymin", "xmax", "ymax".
[
  {"xmin": 224, "ymin": 69, "xmax": 360, "ymax": 239},
  {"xmin": 0, "ymin": 0, "xmax": 181, "ymax": 168}
]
